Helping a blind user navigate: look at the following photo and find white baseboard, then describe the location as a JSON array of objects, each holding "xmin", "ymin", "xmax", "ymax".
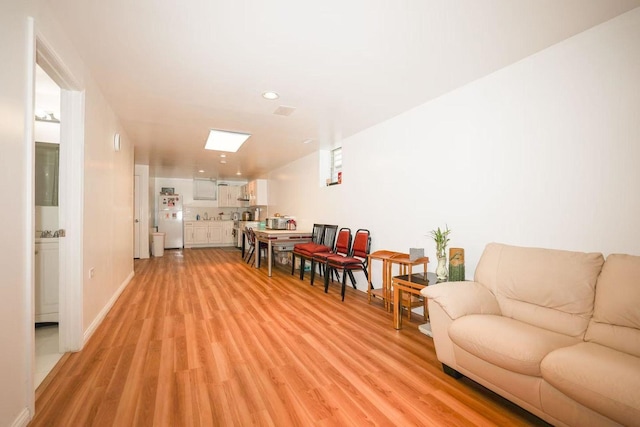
[
  {"xmin": 83, "ymin": 270, "xmax": 135, "ymax": 343},
  {"xmin": 11, "ymin": 408, "xmax": 31, "ymax": 427}
]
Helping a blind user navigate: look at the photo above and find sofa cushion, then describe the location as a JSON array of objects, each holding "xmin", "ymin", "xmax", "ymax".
[
  {"xmin": 541, "ymin": 342, "xmax": 640, "ymax": 427},
  {"xmin": 585, "ymin": 254, "xmax": 640, "ymax": 357},
  {"xmin": 449, "ymin": 314, "xmax": 579, "ymax": 377},
  {"xmin": 421, "ymin": 281, "xmax": 501, "ymax": 320},
  {"xmin": 475, "ymin": 243, "xmax": 604, "ymax": 337}
]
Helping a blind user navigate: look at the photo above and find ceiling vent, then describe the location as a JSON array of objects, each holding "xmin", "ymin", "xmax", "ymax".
[{"xmin": 273, "ymin": 105, "xmax": 296, "ymax": 116}]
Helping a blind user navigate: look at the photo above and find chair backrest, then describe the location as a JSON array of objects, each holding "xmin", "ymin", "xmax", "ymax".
[
  {"xmin": 246, "ymin": 227, "xmax": 255, "ymax": 245},
  {"xmin": 311, "ymin": 223, "xmax": 325, "ymax": 244},
  {"xmin": 321, "ymin": 225, "xmax": 339, "ymax": 249},
  {"xmin": 334, "ymin": 228, "xmax": 352, "ymax": 256},
  {"xmin": 350, "ymin": 229, "xmax": 371, "ymax": 260}
]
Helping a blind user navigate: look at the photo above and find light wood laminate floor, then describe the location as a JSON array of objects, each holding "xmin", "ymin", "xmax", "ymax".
[{"xmin": 31, "ymin": 248, "xmax": 548, "ymax": 426}]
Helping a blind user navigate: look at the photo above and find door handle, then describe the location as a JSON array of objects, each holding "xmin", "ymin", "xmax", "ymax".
[{"xmin": 135, "ymin": 219, "xmax": 139, "ymax": 223}]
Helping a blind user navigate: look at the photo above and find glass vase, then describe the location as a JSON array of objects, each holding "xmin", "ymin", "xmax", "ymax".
[{"xmin": 436, "ymin": 255, "xmax": 448, "ymax": 281}]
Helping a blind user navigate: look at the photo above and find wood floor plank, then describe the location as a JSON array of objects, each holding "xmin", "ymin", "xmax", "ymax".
[{"xmin": 31, "ymin": 248, "xmax": 550, "ymax": 426}]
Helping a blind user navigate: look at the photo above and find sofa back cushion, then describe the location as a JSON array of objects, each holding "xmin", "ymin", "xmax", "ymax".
[
  {"xmin": 475, "ymin": 243, "xmax": 604, "ymax": 337},
  {"xmin": 585, "ymin": 254, "xmax": 640, "ymax": 357}
]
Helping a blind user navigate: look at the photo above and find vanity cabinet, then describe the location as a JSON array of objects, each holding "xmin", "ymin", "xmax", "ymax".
[{"xmin": 35, "ymin": 240, "xmax": 59, "ymax": 323}]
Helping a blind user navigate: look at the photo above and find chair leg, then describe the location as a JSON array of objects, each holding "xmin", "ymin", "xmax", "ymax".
[
  {"xmin": 341, "ymin": 269, "xmax": 348, "ymax": 301},
  {"xmin": 299, "ymin": 258, "xmax": 306, "ymax": 280},
  {"xmin": 291, "ymin": 253, "xmax": 296, "ymax": 275},
  {"xmin": 324, "ymin": 266, "xmax": 332, "ymax": 293},
  {"xmin": 347, "ymin": 270, "xmax": 357, "ymax": 288},
  {"xmin": 310, "ymin": 260, "xmax": 316, "ymax": 285}
]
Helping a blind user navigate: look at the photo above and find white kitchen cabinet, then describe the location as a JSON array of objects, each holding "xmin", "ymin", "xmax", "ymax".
[
  {"xmin": 193, "ymin": 223, "xmax": 209, "ymax": 244},
  {"xmin": 184, "ymin": 223, "xmax": 194, "ymax": 245},
  {"xmin": 222, "ymin": 221, "xmax": 234, "ymax": 244},
  {"xmin": 183, "ymin": 221, "xmax": 235, "ymax": 248},
  {"xmin": 218, "ymin": 185, "xmax": 246, "ymax": 208},
  {"xmin": 208, "ymin": 222, "xmax": 223, "ymax": 244},
  {"xmin": 35, "ymin": 240, "xmax": 59, "ymax": 323},
  {"xmin": 247, "ymin": 179, "xmax": 268, "ymax": 206}
]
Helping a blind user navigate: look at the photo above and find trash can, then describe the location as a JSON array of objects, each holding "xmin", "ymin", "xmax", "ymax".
[{"xmin": 151, "ymin": 232, "xmax": 165, "ymax": 257}]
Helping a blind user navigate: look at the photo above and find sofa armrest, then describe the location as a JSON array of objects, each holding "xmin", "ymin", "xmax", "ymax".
[{"xmin": 421, "ymin": 281, "xmax": 501, "ymax": 320}]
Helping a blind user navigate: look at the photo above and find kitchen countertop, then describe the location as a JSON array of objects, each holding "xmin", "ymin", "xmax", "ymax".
[{"xmin": 35, "ymin": 237, "xmax": 59, "ymax": 243}]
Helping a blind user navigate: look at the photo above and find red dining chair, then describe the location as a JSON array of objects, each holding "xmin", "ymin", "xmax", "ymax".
[
  {"xmin": 291, "ymin": 224, "xmax": 338, "ymax": 280},
  {"xmin": 291, "ymin": 224, "xmax": 324, "ymax": 276},
  {"xmin": 325, "ymin": 229, "xmax": 371, "ymax": 301},
  {"xmin": 310, "ymin": 228, "xmax": 351, "ymax": 286}
]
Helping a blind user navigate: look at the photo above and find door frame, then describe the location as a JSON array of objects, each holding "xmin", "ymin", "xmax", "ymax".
[
  {"xmin": 36, "ymin": 21, "xmax": 85, "ymax": 354},
  {"xmin": 26, "ymin": 17, "xmax": 85, "ymax": 413}
]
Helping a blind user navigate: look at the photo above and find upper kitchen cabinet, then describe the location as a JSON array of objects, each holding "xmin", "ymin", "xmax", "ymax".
[
  {"xmin": 247, "ymin": 179, "xmax": 268, "ymax": 206},
  {"xmin": 218, "ymin": 185, "xmax": 246, "ymax": 208}
]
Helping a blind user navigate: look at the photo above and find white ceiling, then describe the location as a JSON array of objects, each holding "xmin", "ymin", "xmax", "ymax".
[{"xmin": 43, "ymin": 0, "xmax": 640, "ymax": 180}]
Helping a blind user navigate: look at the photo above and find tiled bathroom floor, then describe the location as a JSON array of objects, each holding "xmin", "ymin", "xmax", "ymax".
[{"xmin": 35, "ymin": 324, "xmax": 63, "ymax": 388}]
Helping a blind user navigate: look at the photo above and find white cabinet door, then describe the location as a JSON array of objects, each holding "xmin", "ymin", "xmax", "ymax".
[
  {"xmin": 228, "ymin": 186, "xmax": 242, "ymax": 208},
  {"xmin": 35, "ymin": 241, "xmax": 59, "ymax": 323},
  {"xmin": 222, "ymin": 221, "xmax": 235, "ymax": 244},
  {"xmin": 193, "ymin": 224, "xmax": 209, "ymax": 244},
  {"xmin": 248, "ymin": 179, "xmax": 268, "ymax": 206},
  {"xmin": 208, "ymin": 223, "xmax": 223, "ymax": 244},
  {"xmin": 219, "ymin": 185, "xmax": 245, "ymax": 207},
  {"xmin": 184, "ymin": 223, "xmax": 194, "ymax": 246},
  {"xmin": 218, "ymin": 186, "xmax": 231, "ymax": 207}
]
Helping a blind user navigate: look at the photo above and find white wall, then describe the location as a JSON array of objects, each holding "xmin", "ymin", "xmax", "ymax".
[
  {"xmin": 0, "ymin": 2, "xmax": 35, "ymax": 425},
  {"xmin": 0, "ymin": 1, "xmax": 134, "ymax": 424},
  {"xmin": 269, "ymin": 8, "xmax": 640, "ymax": 290}
]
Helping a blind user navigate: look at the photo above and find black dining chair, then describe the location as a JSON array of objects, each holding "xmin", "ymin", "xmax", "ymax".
[{"xmin": 291, "ymin": 224, "xmax": 338, "ymax": 280}]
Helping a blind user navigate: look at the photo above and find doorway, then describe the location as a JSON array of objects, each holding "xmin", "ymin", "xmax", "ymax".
[
  {"xmin": 30, "ymin": 34, "xmax": 85, "ymax": 390},
  {"xmin": 34, "ymin": 64, "xmax": 63, "ymax": 386}
]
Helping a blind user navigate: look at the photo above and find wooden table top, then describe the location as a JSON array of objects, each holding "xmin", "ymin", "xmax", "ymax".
[{"xmin": 253, "ymin": 229, "xmax": 312, "ymax": 239}]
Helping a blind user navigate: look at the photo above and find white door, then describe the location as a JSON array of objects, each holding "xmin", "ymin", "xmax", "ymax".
[{"xmin": 134, "ymin": 175, "xmax": 140, "ymax": 258}]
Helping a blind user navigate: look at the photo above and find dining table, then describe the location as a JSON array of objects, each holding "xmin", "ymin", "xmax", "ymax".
[{"xmin": 252, "ymin": 229, "xmax": 313, "ymax": 277}]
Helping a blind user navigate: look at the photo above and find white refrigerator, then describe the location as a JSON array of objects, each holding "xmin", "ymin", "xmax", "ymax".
[{"xmin": 158, "ymin": 194, "xmax": 183, "ymax": 248}]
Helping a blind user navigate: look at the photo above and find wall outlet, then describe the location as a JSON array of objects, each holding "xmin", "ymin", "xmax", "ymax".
[{"xmin": 89, "ymin": 267, "xmax": 95, "ymax": 278}]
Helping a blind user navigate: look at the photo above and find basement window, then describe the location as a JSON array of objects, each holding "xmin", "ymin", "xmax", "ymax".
[
  {"xmin": 319, "ymin": 146, "xmax": 343, "ymax": 187},
  {"xmin": 330, "ymin": 147, "xmax": 342, "ymax": 185}
]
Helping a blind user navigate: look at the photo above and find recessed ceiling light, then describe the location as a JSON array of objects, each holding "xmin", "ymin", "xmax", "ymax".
[
  {"xmin": 198, "ymin": 169, "xmax": 205, "ymax": 173},
  {"xmin": 205, "ymin": 129, "xmax": 251, "ymax": 152},
  {"xmin": 220, "ymin": 160, "xmax": 227, "ymax": 164},
  {"xmin": 262, "ymin": 91, "xmax": 279, "ymax": 100},
  {"xmin": 220, "ymin": 154, "xmax": 226, "ymax": 158},
  {"xmin": 236, "ymin": 172, "xmax": 242, "ymax": 176},
  {"xmin": 302, "ymin": 139, "xmax": 313, "ymax": 144}
]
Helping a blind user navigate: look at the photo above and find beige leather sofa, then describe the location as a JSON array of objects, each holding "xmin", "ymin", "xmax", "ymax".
[{"xmin": 421, "ymin": 243, "xmax": 640, "ymax": 427}]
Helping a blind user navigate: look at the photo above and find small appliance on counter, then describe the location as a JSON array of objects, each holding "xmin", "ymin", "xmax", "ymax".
[
  {"xmin": 266, "ymin": 217, "xmax": 295, "ymax": 230},
  {"xmin": 241, "ymin": 211, "xmax": 253, "ymax": 221}
]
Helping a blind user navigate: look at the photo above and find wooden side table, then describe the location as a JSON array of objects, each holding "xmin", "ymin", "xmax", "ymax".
[
  {"xmin": 389, "ymin": 254, "xmax": 429, "ymax": 319},
  {"xmin": 392, "ymin": 272, "xmax": 436, "ymax": 330},
  {"xmin": 367, "ymin": 250, "xmax": 403, "ymax": 310}
]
